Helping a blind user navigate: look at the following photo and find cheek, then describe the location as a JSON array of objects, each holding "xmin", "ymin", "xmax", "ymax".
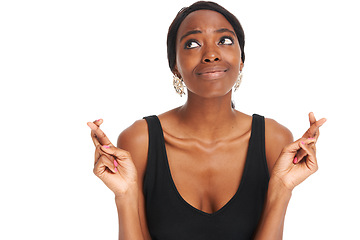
[
  {"xmin": 176, "ymin": 50, "xmax": 200, "ymax": 78},
  {"xmin": 225, "ymin": 46, "xmax": 242, "ymax": 69}
]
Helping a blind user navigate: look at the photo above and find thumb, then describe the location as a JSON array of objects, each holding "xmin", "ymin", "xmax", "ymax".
[{"xmin": 281, "ymin": 138, "xmax": 317, "ymax": 155}]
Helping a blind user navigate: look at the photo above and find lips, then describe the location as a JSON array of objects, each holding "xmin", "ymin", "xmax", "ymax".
[
  {"xmin": 195, "ymin": 65, "xmax": 228, "ymax": 80},
  {"xmin": 196, "ymin": 66, "xmax": 228, "ymax": 75}
]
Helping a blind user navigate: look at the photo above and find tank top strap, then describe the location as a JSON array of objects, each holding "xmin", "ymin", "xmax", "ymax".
[
  {"xmin": 247, "ymin": 114, "xmax": 270, "ymax": 181},
  {"xmin": 143, "ymin": 115, "xmax": 163, "ymax": 159},
  {"xmin": 142, "ymin": 115, "xmax": 168, "ymax": 199}
]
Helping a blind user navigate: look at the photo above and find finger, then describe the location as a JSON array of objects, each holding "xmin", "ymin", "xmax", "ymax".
[
  {"xmin": 309, "ymin": 141, "xmax": 316, "ymax": 152},
  {"xmin": 283, "ymin": 141, "xmax": 302, "ymax": 164},
  {"xmin": 93, "ymin": 119, "xmax": 103, "ymax": 126},
  {"xmin": 93, "ymin": 155, "xmax": 117, "ymax": 177},
  {"xmin": 94, "ymin": 145, "xmax": 115, "ymax": 165},
  {"xmin": 87, "ymin": 119, "xmax": 103, "ymax": 147},
  {"xmin": 294, "ymin": 149, "xmax": 306, "ymax": 164},
  {"xmin": 294, "ymin": 138, "xmax": 317, "ymax": 163},
  {"xmin": 89, "ymin": 118, "xmax": 103, "ymax": 128},
  {"xmin": 302, "ymin": 112, "xmax": 316, "ymax": 141},
  {"xmin": 91, "ymin": 131, "xmax": 100, "ymax": 147},
  {"xmin": 313, "ymin": 118, "xmax": 327, "ymax": 140},
  {"xmin": 309, "ymin": 112, "xmax": 316, "ymax": 125},
  {"xmin": 294, "ymin": 139, "xmax": 318, "ymax": 164},
  {"xmin": 283, "ymin": 138, "xmax": 315, "ymax": 164},
  {"xmin": 100, "ymin": 145, "xmax": 132, "ymax": 160},
  {"xmin": 87, "ymin": 121, "xmax": 113, "ymax": 146},
  {"xmin": 307, "ymin": 112, "xmax": 317, "ymax": 141},
  {"xmin": 302, "ymin": 117, "xmax": 327, "ymax": 140},
  {"xmin": 299, "ymin": 141, "xmax": 318, "ymax": 172},
  {"xmin": 282, "ymin": 138, "xmax": 316, "ymax": 157}
]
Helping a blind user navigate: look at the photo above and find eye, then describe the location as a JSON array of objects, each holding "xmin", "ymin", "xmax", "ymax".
[
  {"xmin": 184, "ymin": 40, "xmax": 201, "ymax": 49},
  {"xmin": 219, "ymin": 36, "xmax": 234, "ymax": 45}
]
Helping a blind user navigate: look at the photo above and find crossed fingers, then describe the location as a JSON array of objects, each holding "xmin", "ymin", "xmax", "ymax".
[
  {"xmin": 295, "ymin": 112, "xmax": 326, "ymax": 164},
  {"xmin": 87, "ymin": 119, "xmax": 114, "ymax": 147},
  {"xmin": 87, "ymin": 119, "xmax": 115, "ymax": 165}
]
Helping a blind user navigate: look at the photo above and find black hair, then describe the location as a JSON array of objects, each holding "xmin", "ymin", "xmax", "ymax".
[{"xmin": 167, "ymin": 1, "xmax": 245, "ymax": 73}]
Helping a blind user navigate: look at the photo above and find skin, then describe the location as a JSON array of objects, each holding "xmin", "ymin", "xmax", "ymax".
[{"xmin": 87, "ymin": 10, "xmax": 326, "ymax": 240}]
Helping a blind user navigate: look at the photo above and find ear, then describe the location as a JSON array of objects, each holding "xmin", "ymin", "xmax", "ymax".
[
  {"xmin": 240, "ymin": 62, "xmax": 244, "ymax": 72},
  {"xmin": 172, "ymin": 65, "xmax": 182, "ymax": 79}
]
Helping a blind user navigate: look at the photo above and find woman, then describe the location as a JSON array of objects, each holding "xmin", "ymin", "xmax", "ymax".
[{"xmin": 87, "ymin": 1, "xmax": 326, "ymax": 239}]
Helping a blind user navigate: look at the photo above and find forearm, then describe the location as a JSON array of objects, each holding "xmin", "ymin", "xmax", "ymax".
[
  {"xmin": 115, "ymin": 187, "xmax": 144, "ymax": 240},
  {"xmin": 253, "ymin": 177, "xmax": 292, "ymax": 240}
]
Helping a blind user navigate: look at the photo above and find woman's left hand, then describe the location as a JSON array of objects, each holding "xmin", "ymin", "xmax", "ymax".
[
  {"xmin": 271, "ymin": 138, "xmax": 317, "ymax": 191},
  {"xmin": 295, "ymin": 112, "xmax": 326, "ymax": 162},
  {"xmin": 271, "ymin": 113, "xmax": 326, "ymax": 191}
]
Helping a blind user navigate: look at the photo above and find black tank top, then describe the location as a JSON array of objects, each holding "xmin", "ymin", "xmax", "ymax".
[{"xmin": 143, "ymin": 114, "xmax": 269, "ymax": 240}]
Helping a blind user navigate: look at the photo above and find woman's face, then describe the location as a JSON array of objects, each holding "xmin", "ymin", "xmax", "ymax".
[{"xmin": 175, "ymin": 10, "xmax": 243, "ymax": 98}]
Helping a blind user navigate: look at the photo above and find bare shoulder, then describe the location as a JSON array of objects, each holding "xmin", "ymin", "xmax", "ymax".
[
  {"xmin": 117, "ymin": 119, "xmax": 148, "ymax": 150},
  {"xmin": 264, "ymin": 118, "xmax": 294, "ymax": 175},
  {"xmin": 265, "ymin": 118, "xmax": 293, "ymax": 144},
  {"xmin": 117, "ymin": 119, "xmax": 149, "ymax": 179}
]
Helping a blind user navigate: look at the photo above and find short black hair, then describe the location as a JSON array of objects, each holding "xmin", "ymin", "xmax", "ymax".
[{"xmin": 167, "ymin": 1, "xmax": 245, "ymax": 73}]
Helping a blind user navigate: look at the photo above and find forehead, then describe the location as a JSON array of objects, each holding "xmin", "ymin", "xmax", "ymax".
[{"xmin": 177, "ymin": 10, "xmax": 234, "ymax": 39}]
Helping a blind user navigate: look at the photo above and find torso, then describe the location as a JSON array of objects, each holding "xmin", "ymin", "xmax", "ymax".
[
  {"xmin": 158, "ymin": 109, "xmax": 253, "ymax": 214},
  {"xmin": 119, "ymin": 107, "xmax": 293, "ymax": 239}
]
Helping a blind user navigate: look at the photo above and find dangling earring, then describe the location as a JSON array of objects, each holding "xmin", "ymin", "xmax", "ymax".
[
  {"xmin": 234, "ymin": 71, "xmax": 243, "ymax": 92},
  {"xmin": 173, "ymin": 74, "xmax": 186, "ymax": 97}
]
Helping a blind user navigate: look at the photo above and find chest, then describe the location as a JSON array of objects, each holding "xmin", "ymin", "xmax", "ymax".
[{"xmin": 164, "ymin": 132, "xmax": 251, "ymax": 214}]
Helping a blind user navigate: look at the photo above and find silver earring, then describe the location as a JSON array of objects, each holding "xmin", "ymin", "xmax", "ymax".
[
  {"xmin": 173, "ymin": 74, "xmax": 186, "ymax": 97},
  {"xmin": 234, "ymin": 71, "xmax": 243, "ymax": 92}
]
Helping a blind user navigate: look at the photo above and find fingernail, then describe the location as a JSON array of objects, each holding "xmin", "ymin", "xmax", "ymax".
[
  {"xmin": 103, "ymin": 145, "xmax": 110, "ymax": 149},
  {"xmin": 114, "ymin": 167, "xmax": 117, "ymax": 172},
  {"xmin": 301, "ymin": 141, "xmax": 305, "ymax": 145},
  {"xmin": 96, "ymin": 119, "xmax": 101, "ymax": 122},
  {"xmin": 308, "ymin": 138, "xmax": 315, "ymax": 140},
  {"xmin": 293, "ymin": 157, "xmax": 298, "ymax": 164},
  {"xmin": 114, "ymin": 160, "xmax": 118, "ymax": 167}
]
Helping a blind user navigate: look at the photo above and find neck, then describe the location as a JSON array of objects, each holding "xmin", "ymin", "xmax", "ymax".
[{"xmin": 176, "ymin": 91, "xmax": 237, "ymax": 141}]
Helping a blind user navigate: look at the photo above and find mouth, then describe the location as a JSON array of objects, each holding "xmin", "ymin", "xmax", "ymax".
[
  {"xmin": 198, "ymin": 69, "xmax": 227, "ymax": 75},
  {"xmin": 196, "ymin": 66, "xmax": 228, "ymax": 79}
]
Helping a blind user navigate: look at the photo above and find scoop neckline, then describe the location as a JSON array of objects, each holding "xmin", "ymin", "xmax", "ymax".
[{"xmin": 154, "ymin": 114, "xmax": 255, "ymax": 217}]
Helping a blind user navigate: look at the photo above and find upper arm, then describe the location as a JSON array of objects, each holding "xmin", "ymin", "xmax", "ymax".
[
  {"xmin": 117, "ymin": 119, "xmax": 152, "ymax": 240},
  {"xmin": 117, "ymin": 119, "xmax": 148, "ymax": 189},
  {"xmin": 265, "ymin": 118, "xmax": 294, "ymax": 176}
]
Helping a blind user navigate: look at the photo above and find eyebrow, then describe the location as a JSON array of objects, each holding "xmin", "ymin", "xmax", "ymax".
[
  {"xmin": 180, "ymin": 30, "xmax": 202, "ymax": 42},
  {"xmin": 179, "ymin": 28, "xmax": 236, "ymax": 42},
  {"xmin": 215, "ymin": 28, "xmax": 236, "ymax": 36}
]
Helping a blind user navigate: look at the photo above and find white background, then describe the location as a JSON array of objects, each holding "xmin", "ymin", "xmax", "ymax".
[{"xmin": 1, "ymin": 0, "xmax": 359, "ymax": 239}]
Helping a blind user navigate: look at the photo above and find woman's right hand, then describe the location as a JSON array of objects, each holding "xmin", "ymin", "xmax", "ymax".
[{"xmin": 87, "ymin": 119, "xmax": 138, "ymax": 198}]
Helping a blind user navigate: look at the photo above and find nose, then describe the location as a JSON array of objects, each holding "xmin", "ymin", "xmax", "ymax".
[
  {"xmin": 203, "ymin": 56, "xmax": 220, "ymax": 63},
  {"xmin": 202, "ymin": 46, "xmax": 221, "ymax": 63}
]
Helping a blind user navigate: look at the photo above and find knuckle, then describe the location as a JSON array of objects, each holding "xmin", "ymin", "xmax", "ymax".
[
  {"xmin": 123, "ymin": 150, "xmax": 131, "ymax": 158},
  {"xmin": 96, "ymin": 155, "xmax": 103, "ymax": 164},
  {"xmin": 93, "ymin": 162, "xmax": 100, "ymax": 175},
  {"xmin": 99, "ymin": 130, "xmax": 107, "ymax": 138},
  {"xmin": 114, "ymin": 148, "xmax": 131, "ymax": 158},
  {"xmin": 95, "ymin": 145, "xmax": 102, "ymax": 154}
]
